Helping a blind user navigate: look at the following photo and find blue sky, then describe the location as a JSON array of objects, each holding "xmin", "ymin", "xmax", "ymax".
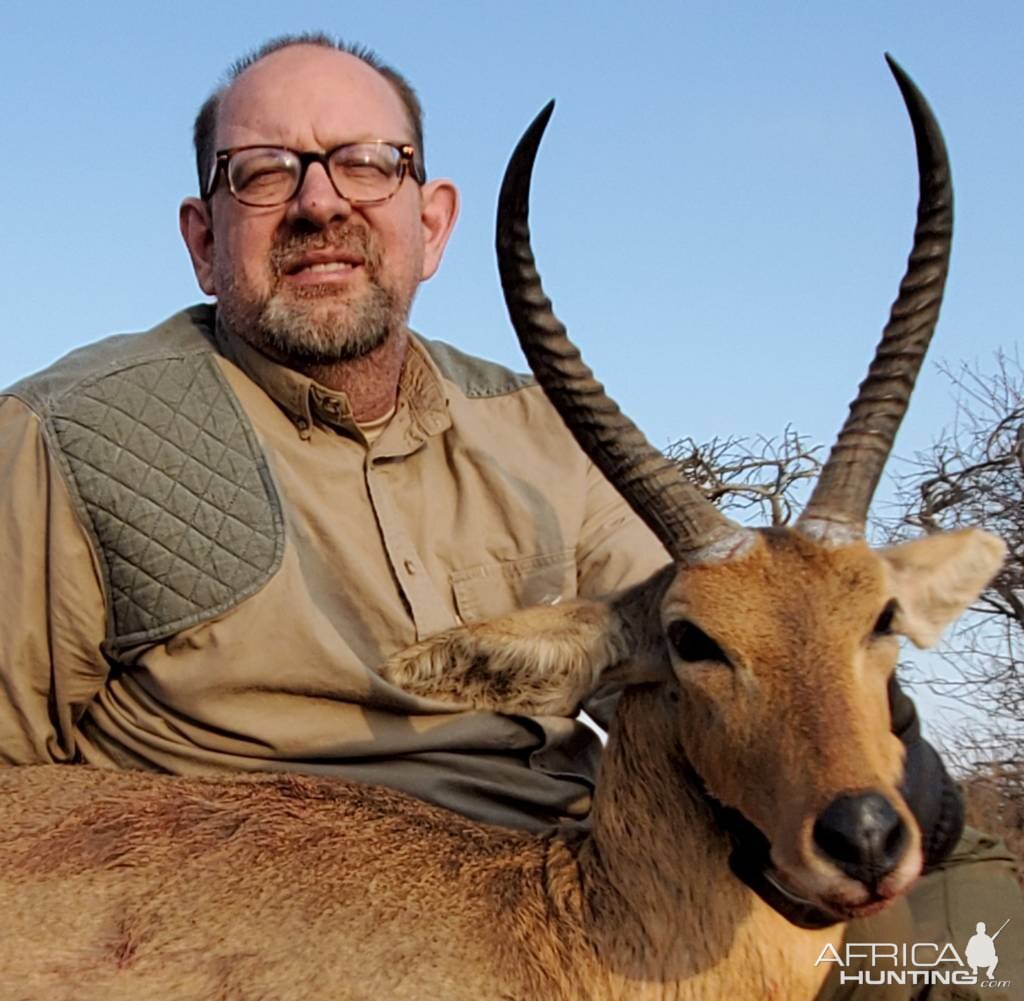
[{"xmin": 3, "ymin": 1, "xmax": 1021, "ymax": 733}]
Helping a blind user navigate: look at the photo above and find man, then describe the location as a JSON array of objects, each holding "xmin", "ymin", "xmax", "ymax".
[
  {"xmin": 0, "ymin": 34, "xmax": 664, "ymax": 832},
  {"xmin": 0, "ymin": 33, "xmax": 1019, "ymax": 999}
]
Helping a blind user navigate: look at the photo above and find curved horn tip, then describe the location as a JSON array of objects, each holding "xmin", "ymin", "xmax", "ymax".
[
  {"xmin": 513, "ymin": 101, "xmax": 557, "ymax": 168},
  {"xmin": 883, "ymin": 54, "xmax": 928, "ymax": 102},
  {"xmin": 537, "ymin": 98, "xmax": 556, "ymax": 124},
  {"xmin": 883, "ymin": 53, "xmax": 921, "ymax": 101},
  {"xmin": 496, "ymin": 100, "xmax": 558, "ymax": 238},
  {"xmin": 883, "ymin": 52, "xmax": 906, "ymax": 81},
  {"xmin": 882, "ymin": 54, "xmax": 945, "ymax": 147}
]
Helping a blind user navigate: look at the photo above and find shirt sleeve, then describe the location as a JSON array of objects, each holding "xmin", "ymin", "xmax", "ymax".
[
  {"xmin": 575, "ymin": 460, "xmax": 670, "ymax": 598},
  {"xmin": 0, "ymin": 395, "xmax": 109, "ymax": 764},
  {"xmin": 575, "ymin": 462, "xmax": 671, "ymax": 730}
]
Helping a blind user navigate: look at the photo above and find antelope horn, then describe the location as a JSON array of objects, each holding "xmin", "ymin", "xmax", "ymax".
[
  {"xmin": 496, "ymin": 102, "xmax": 749, "ymax": 563},
  {"xmin": 798, "ymin": 56, "xmax": 953, "ymax": 542}
]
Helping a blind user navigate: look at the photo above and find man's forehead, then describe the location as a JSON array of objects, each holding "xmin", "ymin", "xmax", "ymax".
[{"xmin": 217, "ymin": 45, "xmax": 411, "ymax": 148}]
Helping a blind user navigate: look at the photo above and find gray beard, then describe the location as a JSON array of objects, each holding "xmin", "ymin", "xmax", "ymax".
[
  {"xmin": 253, "ymin": 281, "xmax": 402, "ymax": 365},
  {"xmin": 217, "ymin": 222, "xmax": 414, "ymax": 366}
]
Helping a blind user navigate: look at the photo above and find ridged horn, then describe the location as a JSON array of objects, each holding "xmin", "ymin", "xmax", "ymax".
[
  {"xmin": 496, "ymin": 101, "xmax": 748, "ymax": 563},
  {"xmin": 798, "ymin": 56, "xmax": 953, "ymax": 541}
]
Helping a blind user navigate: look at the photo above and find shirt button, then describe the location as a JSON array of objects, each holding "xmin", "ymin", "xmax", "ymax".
[{"xmin": 403, "ymin": 560, "xmax": 416, "ymax": 575}]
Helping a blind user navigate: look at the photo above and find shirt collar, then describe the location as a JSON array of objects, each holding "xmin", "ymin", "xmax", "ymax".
[{"xmin": 212, "ymin": 311, "xmax": 451, "ymax": 446}]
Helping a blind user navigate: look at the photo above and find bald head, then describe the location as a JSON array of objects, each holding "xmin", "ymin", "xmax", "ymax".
[{"xmin": 193, "ymin": 34, "xmax": 425, "ymax": 196}]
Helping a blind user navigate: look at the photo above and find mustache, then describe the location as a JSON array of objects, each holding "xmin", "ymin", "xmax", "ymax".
[{"xmin": 268, "ymin": 222, "xmax": 383, "ymax": 277}]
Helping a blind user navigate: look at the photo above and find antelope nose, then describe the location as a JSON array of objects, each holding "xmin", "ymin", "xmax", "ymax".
[{"xmin": 813, "ymin": 792, "xmax": 908, "ymax": 885}]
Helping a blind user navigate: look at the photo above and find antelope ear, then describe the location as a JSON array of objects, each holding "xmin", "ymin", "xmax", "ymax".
[{"xmin": 880, "ymin": 529, "xmax": 1006, "ymax": 648}]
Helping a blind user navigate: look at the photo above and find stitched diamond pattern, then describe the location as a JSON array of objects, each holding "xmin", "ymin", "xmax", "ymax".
[{"xmin": 51, "ymin": 354, "xmax": 282, "ymax": 646}]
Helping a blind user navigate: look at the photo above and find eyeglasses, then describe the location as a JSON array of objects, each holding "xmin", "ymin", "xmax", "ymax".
[{"xmin": 205, "ymin": 141, "xmax": 423, "ymax": 207}]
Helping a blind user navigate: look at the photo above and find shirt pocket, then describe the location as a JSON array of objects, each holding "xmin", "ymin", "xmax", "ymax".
[{"xmin": 450, "ymin": 550, "xmax": 578, "ymax": 624}]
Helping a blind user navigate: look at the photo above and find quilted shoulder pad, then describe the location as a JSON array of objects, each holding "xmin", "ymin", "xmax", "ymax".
[
  {"xmin": 46, "ymin": 347, "xmax": 283, "ymax": 649},
  {"xmin": 419, "ymin": 337, "xmax": 535, "ymax": 398}
]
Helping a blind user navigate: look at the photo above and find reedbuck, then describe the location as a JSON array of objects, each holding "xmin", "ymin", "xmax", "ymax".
[{"xmin": 0, "ymin": 59, "xmax": 1004, "ymax": 1001}]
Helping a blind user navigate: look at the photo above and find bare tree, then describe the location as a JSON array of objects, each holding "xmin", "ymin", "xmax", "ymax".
[
  {"xmin": 665, "ymin": 427, "xmax": 822, "ymax": 528},
  {"xmin": 883, "ymin": 352, "xmax": 1023, "ymax": 765}
]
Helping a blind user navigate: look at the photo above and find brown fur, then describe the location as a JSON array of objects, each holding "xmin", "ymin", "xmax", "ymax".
[{"xmin": 0, "ymin": 527, "xmax": 1003, "ymax": 1000}]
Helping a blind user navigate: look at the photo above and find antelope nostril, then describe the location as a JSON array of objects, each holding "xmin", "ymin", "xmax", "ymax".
[
  {"xmin": 813, "ymin": 792, "xmax": 908, "ymax": 885},
  {"xmin": 884, "ymin": 815, "xmax": 906, "ymax": 856}
]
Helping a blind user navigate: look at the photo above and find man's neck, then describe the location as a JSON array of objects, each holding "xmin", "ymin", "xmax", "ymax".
[
  {"xmin": 295, "ymin": 330, "xmax": 409, "ymax": 424},
  {"xmin": 216, "ymin": 316, "xmax": 411, "ymax": 425}
]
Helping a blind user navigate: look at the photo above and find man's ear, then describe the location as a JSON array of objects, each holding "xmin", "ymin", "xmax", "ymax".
[
  {"xmin": 881, "ymin": 528, "xmax": 1006, "ymax": 648},
  {"xmin": 179, "ymin": 197, "xmax": 217, "ymax": 295},
  {"xmin": 419, "ymin": 179, "xmax": 460, "ymax": 281}
]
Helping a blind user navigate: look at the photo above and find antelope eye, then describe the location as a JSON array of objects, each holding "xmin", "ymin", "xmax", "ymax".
[
  {"xmin": 873, "ymin": 599, "xmax": 898, "ymax": 636},
  {"xmin": 667, "ymin": 620, "xmax": 731, "ymax": 666}
]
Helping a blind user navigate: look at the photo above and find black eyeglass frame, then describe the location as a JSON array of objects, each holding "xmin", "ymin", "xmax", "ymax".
[{"xmin": 204, "ymin": 140, "xmax": 424, "ymax": 206}]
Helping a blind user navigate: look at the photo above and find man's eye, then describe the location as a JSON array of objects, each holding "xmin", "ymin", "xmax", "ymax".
[
  {"xmin": 230, "ymin": 150, "xmax": 297, "ymax": 189},
  {"xmin": 341, "ymin": 162, "xmax": 390, "ymax": 178},
  {"xmin": 338, "ymin": 159, "xmax": 392, "ymax": 179},
  {"xmin": 334, "ymin": 146, "xmax": 396, "ymax": 177},
  {"xmin": 238, "ymin": 168, "xmax": 291, "ymax": 189}
]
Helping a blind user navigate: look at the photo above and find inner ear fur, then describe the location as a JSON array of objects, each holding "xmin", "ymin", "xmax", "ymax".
[{"xmin": 880, "ymin": 528, "xmax": 1006, "ymax": 648}]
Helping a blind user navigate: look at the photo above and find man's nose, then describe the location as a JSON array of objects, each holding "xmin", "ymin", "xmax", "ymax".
[{"xmin": 287, "ymin": 162, "xmax": 353, "ymax": 227}]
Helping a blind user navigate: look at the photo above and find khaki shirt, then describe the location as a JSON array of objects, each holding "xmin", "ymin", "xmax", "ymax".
[{"xmin": 0, "ymin": 306, "xmax": 667, "ymax": 831}]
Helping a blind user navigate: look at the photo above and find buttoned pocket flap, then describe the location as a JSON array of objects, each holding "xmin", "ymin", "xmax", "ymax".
[{"xmin": 451, "ymin": 550, "xmax": 577, "ymax": 623}]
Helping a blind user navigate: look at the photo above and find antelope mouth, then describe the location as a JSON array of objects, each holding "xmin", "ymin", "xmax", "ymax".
[
  {"xmin": 767, "ymin": 835, "xmax": 922, "ymax": 922},
  {"xmin": 816, "ymin": 886, "xmax": 904, "ymax": 921},
  {"xmin": 711, "ymin": 789, "xmax": 914, "ymax": 927},
  {"xmin": 760, "ymin": 866, "xmax": 848, "ymax": 921},
  {"xmin": 832, "ymin": 896, "xmax": 895, "ymax": 920},
  {"xmin": 758, "ymin": 859, "xmax": 910, "ymax": 925}
]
